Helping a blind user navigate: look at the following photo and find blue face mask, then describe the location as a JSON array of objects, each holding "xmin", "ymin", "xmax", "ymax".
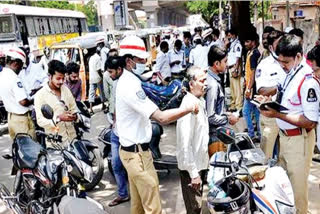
[{"xmin": 133, "ymin": 63, "xmax": 146, "ymax": 75}]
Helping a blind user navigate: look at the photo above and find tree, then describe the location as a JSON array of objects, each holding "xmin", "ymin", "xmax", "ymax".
[
  {"xmin": 76, "ymin": 0, "xmax": 98, "ymax": 26},
  {"xmin": 185, "ymin": 1, "xmax": 220, "ymax": 24}
]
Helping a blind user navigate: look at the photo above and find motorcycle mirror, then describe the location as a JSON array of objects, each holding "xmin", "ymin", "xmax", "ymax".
[
  {"xmin": 41, "ymin": 104, "xmax": 54, "ymax": 120},
  {"xmin": 216, "ymin": 127, "xmax": 236, "ymax": 145}
]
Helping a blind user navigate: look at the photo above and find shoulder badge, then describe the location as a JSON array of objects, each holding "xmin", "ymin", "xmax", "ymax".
[
  {"xmin": 237, "ymin": 46, "xmax": 241, "ymax": 52},
  {"xmin": 307, "ymin": 88, "xmax": 317, "ymax": 102},
  {"xmin": 17, "ymin": 82, "xmax": 23, "ymax": 88},
  {"xmin": 256, "ymin": 69, "xmax": 261, "ymax": 78},
  {"xmin": 136, "ymin": 90, "xmax": 146, "ymax": 100}
]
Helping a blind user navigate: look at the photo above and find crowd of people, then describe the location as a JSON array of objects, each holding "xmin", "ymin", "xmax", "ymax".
[{"xmin": 0, "ymin": 23, "xmax": 319, "ymax": 214}]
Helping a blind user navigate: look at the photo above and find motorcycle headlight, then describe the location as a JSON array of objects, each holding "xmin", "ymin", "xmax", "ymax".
[{"xmin": 276, "ymin": 201, "xmax": 296, "ymax": 214}]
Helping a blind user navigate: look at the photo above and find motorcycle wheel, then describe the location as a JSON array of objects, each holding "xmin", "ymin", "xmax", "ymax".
[
  {"xmin": 82, "ymin": 147, "xmax": 104, "ymax": 191},
  {"xmin": 0, "ymin": 183, "xmax": 24, "ymax": 214}
]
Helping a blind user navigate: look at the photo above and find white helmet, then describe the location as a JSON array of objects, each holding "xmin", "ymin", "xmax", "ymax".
[
  {"xmin": 95, "ymin": 35, "xmax": 105, "ymax": 45},
  {"xmin": 6, "ymin": 47, "xmax": 26, "ymax": 63},
  {"xmin": 119, "ymin": 35, "xmax": 149, "ymax": 59}
]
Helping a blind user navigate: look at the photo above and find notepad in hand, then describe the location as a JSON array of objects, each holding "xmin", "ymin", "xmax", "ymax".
[{"xmin": 250, "ymin": 100, "xmax": 288, "ymax": 112}]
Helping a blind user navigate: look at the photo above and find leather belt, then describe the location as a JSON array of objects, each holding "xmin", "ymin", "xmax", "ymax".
[
  {"xmin": 121, "ymin": 143, "xmax": 149, "ymax": 152},
  {"xmin": 280, "ymin": 128, "xmax": 312, "ymax": 137}
]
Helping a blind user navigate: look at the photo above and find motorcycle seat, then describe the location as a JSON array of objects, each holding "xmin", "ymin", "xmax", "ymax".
[
  {"xmin": 142, "ymin": 79, "xmax": 182, "ymax": 97},
  {"xmin": 13, "ymin": 134, "xmax": 45, "ymax": 169}
]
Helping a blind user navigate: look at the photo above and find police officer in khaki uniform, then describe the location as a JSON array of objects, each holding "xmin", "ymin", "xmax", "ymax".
[
  {"xmin": 259, "ymin": 34, "xmax": 317, "ymax": 214},
  {"xmin": 226, "ymin": 28, "xmax": 242, "ymax": 111},
  {"xmin": 117, "ymin": 36, "xmax": 199, "ymax": 214},
  {"xmin": 0, "ymin": 47, "xmax": 35, "ymax": 139},
  {"xmin": 255, "ymin": 30, "xmax": 286, "ymax": 159}
]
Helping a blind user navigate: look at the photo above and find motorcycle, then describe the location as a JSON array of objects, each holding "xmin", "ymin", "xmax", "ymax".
[
  {"xmin": 0, "ymin": 100, "xmax": 7, "ymax": 125},
  {"xmin": 98, "ymin": 121, "xmax": 177, "ymax": 177},
  {"xmin": 35, "ymin": 101, "xmax": 104, "ymax": 191},
  {"xmin": 0, "ymin": 132, "xmax": 100, "ymax": 213},
  {"xmin": 207, "ymin": 127, "xmax": 295, "ymax": 214}
]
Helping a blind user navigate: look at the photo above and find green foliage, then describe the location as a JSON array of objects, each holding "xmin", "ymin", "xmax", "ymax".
[
  {"xmin": 185, "ymin": 1, "xmax": 220, "ymax": 23},
  {"xmin": 76, "ymin": 0, "xmax": 98, "ymax": 26},
  {"xmin": 31, "ymin": 1, "xmax": 75, "ymax": 10},
  {"xmin": 250, "ymin": 1, "xmax": 272, "ymax": 21}
]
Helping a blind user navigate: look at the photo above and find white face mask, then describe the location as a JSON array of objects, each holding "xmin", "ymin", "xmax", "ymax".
[{"xmin": 133, "ymin": 63, "xmax": 146, "ymax": 75}]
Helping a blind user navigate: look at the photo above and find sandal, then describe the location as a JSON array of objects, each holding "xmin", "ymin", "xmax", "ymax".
[{"xmin": 108, "ymin": 196, "xmax": 130, "ymax": 207}]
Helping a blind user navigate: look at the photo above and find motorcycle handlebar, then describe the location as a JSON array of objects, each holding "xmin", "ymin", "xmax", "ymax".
[
  {"xmin": 210, "ymin": 161, "xmax": 233, "ymax": 169},
  {"xmin": 35, "ymin": 130, "xmax": 63, "ymax": 143}
]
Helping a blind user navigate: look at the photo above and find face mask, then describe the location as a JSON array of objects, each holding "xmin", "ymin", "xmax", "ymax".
[{"xmin": 133, "ymin": 63, "xmax": 146, "ymax": 75}]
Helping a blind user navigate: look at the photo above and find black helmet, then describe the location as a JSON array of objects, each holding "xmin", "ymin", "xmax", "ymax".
[{"xmin": 207, "ymin": 178, "xmax": 250, "ymax": 213}]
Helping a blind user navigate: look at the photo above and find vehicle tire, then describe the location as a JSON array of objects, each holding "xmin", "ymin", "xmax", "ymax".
[
  {"xmin": 82, "ymin": 147, "xmax": 104, "ymax": 191},
  {"xmin": 0, "ymin": 183, "xmax": 24, "ymax": 214}
]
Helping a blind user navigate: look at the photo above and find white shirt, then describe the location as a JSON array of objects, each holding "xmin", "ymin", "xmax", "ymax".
[
  {"xmin": 227, "ymin": 39, "xmax": 242, "ymax": 67},
  {"xmin": 89, "ymin": 53, "xmax": 102, "ymax": 84},
  {"xmin": 276, "ymin": 60, "xmax": 315, "ymax": 129},
  {"xmin": 189, "ymin": 44, "xmax": 209, "ymax": 69},
  {"xmin": 168, "ymin": 49, "xmax": 185, "ymax": 74},
  {"xmin": 209, "ymin": 39, "xmax": 224, "ymax": 49},
  {"xmin": 100, "ymin": 46, "xmax": 109, "ymax": 71},
  {"xmin": 116, "ymin": 69, "xmax": 158, "ymax": 147},
  {"xmin": 0, "ymin": 67, "xmax": 30, "ymax": 114},
  {"xmin": 155, "ymin": 51, "xmax": 171, "ymax": 79},
  {"xmin": 176, "ymin": 92, "xmax": 209, "ymax": 178},
  {"xmin": 19, "ymin": 61, "xmax": 48, "ymax": 99},
  {"xmin": 255, "ymin": 55, "xmax": 286, "ymax": 92},
  {"xmin": 39, "ymin": 55, "xmax": 49, "ymax": 73}
]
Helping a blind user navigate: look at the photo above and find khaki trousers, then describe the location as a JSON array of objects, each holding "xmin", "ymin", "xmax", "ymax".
[
  {"xmin": 260, "ymin": 115, "xmax": 279, "ymax": 159},
  {"xmin": 8, "ymin": 112, "xmax": 35, "ymax": 140},
  {"xmin": 229, "ymin": 73, "xmax": 242, "ymax": 110},
  {"xmin": 119, "ymin": 147, "xmax": 162, "ymax": 214},
  {"xmin": 279, "ymin": 129, "xmax": 315, "ymax": 214}
]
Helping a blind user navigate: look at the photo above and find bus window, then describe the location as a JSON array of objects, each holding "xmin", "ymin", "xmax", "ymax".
[
  {"xmin": 0, "ymin": 16, "xmax": 13, "ymax": 34},
  {"xmin": 43, "ymin": 18, "xmax": 49, "ymax": 35},
  {"xmin": 26, "ymin": 17, "xmax": 36, "ymax": 36},
  {"xmin": 33, "ymin": 18, "xmax": 41, "ymax": 35},
  {"xmin": 59, "ymin": 18, "xmax": 65, "ymax": 33},
  {"xmin": 53, "ymin": 18, "xmax": 61, "ymax": 34},
  {"xmin": 73, "ymin": 19, "xmax": 79, "ymax": 33},
  {"xmin": 68, "ymin": 19, "xmax": 74, "ymax": 33},
  {"xmin": 80, "ymin": 19, "xmax": 88, "ymax": 33},
  {"xmin": 48, "ymin": 18, "xmax": 55, "ymax": 34}
]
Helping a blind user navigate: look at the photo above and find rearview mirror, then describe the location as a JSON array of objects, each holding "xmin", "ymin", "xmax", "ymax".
[
  {"xmin": 216, "ymin": 127, "xmax": 236, "ymax": 145},
  {"xmin": 41, "ymin": 104, "xmax": 54, "ymax": 120}
]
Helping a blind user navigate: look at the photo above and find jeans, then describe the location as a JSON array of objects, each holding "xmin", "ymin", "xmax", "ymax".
[
  {"xmin": 243, "ymin": 99, "xmax": 260, "ymax": 138},
  {"xmin": 89, "ymin": 81, "xmax": 106, "ymax": 103},
  {"xmin": 111, "ymin": 130, "xmax": 129, "ymax": 198}
]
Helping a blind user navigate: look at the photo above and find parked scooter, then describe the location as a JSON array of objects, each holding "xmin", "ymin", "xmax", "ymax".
[
  {"xmin": 98, "ymin": 121, "xmax": 177, "ymax": 176},
  {"xmin": 207, "ymin": 127, "xmax": 295, "ymax": 214},
  {"xmin": 0, "ymin": 104, "xmax": 104, "ymax": 213}
]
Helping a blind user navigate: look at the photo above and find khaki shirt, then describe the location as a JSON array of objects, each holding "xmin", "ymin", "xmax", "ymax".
[{"xmin": 34, "ymin": 83, "xmax": 77, "ymax": 146}]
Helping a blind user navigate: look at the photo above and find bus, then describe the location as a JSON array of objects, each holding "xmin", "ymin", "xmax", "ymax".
[{"xmin": 0, "ymin": 3, "xmax": 88, "ymax": 52}]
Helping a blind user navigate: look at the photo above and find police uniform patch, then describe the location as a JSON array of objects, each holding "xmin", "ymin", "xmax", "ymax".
[
  {"xmin": 136, "ymin": 90, "xmax": 146, "ymax": 100},
  {"xmin": 256, "ymin": 69, "xmax": 261, "ymax": 78},
  {"xmin": 17, "ymin": 82, "xmax": 23, "ymax": 88},
  {"xmin": 237, "ymin": 46, "xmax": 240, "ymax": 52},
  {"xmin": 307, "ymin": 88, "xmax": 317, "ymax": 102}
]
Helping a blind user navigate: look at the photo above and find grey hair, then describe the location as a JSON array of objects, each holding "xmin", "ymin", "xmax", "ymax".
[{"xmin": 186, "ymin": 66, "xmax": 205, "ymax": 81}]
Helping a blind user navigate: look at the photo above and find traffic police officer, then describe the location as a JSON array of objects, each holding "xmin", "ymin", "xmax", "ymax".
[
  {"xmin": 117, "ymin": 35, "xmax": 198, "ymax": 214},
  {"xmin": 260, "ymin": 34, "xmax": 317, "ymax": 214},
  {"xmin": 0, "ymin": 47, "xmax": 35, "ymax": 139},
  {"xmin": 226, "ymin": 28, "xmax": 242, "ymax": 111},
  {"xmin": 255, "ymin": 30, "xmax": 286, "ymax": 159}
]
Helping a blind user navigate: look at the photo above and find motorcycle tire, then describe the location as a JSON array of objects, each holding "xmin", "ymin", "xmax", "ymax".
[
  {"xmin": 0, "ymin": 183, "xmax": 24, "ymax": 214},
  {"xmin": 82, "ymin": 148, "xmax": 104, "ymax": 191}
]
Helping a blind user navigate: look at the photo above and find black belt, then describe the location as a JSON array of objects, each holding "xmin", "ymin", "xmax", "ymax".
[{"xmin": 121, "ymin": 143, "xmax": 149, "ymax": 153}]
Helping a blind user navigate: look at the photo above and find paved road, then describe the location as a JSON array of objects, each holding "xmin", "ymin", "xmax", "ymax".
[{"xmin": 0, "ymin": 108, "xmax": 320, "ymax": 214}]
